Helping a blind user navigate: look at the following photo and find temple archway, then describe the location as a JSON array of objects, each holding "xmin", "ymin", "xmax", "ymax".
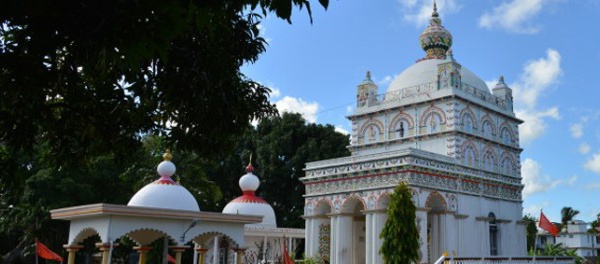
[{"xmin": 425, "ymin": 192, "xmax": 447, "ymax": 262}]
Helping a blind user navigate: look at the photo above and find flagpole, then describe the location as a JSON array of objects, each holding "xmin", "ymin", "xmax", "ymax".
[
  {"xmin": 35, "ymin": 238, "xmax": 39, "ymax": 264},
  {"xmin": 532, "ymin": 232, "xmax": 538, "ymax": 263}
]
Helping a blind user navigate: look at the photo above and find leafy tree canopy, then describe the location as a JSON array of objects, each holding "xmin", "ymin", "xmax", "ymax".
[
  {"xmin": 0, "ymin": 0, "xmax": 328, "ymax": 168},
  {"xmin": 379, "ymin": 182, "xmax": 419, "ymax": 264}
]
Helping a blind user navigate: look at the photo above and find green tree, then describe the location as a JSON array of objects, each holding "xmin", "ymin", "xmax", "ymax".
[
  {"xmin": 379, "ymin": 182, "xmax": 419, "ymax": 264},
  {"xmin": 561, "ymin": 207, "xmax": 580, "ymax": 232},
  {"xmin": 523, "ymin": 214, "xmax": 538, "ymax": 252},
  {"xmin": 0, "ymin": 0, "xmax": 329, "ymax": 166}
]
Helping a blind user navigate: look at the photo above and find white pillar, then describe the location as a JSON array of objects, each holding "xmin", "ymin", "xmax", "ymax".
[
  {"xmin": 374, "ymin": 210, "xmax": 387, "ymax": 264},
  {"xmin": 262, "ymin": 235, "xmax": 267, "ymax": 262},
  {"xmin": 313, "ymin": 217, "xmax": 322, "ymax": 257},
  {"xmin": 330, "ymin": 215, "xmax": 338, "ymax": 264},
  {"xmin": 336, "ymin": 215, "xmax": 353, "ymax": 264},
  {"xmin": 365, "ymin": 213, "xmax": 373, "ymax": 264},
  {"xmin": 416, "ymin": 209, "xmax": 429, "ymax": 264},
  {"xmin": 212, "ymin": 236, "xmax": 219, "ymax": 264}
]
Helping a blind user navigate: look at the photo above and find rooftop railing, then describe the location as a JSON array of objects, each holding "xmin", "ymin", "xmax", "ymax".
[{"xmin": 357, "ymin": 82, "xmax": 507, "ymax": 110}]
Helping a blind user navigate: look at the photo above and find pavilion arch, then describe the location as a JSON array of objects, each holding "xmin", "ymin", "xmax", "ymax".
[
  {"xmin": 425, "ymin": 192, "xmax": 447, "ymax": 213},
  {"xmin": 341, "ymin": 194, "xmax": 366, "ymax": 214},
  {"xmin": 71, "ymin": 227, "xmax": 100, "ymax": 245},
  {"xmin": 314, "ymin": 198, "xmax": 333, "ymax": 216},
  {"xmin": 126, "ymin": 228, "xmax": 171, "ymax": 246},
  {"xmin": 193, "ymin": 232, "xmax": 239, "ymax": 248},
  {"xmin": 419, "ymin": 105, "xmax": 447, "ymax": 127},
  {"xmin": 377, "ymin": 192, "xmax": 391, "ymax": 210}
]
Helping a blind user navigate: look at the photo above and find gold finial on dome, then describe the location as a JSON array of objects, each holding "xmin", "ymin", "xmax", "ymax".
[
  {"xmin": 432, "ymin": 0, "xmax": 439, "ymax": 17},
  {"xmin": 163, "ymin": 149, "xmax": 173, "ymax": 161}
]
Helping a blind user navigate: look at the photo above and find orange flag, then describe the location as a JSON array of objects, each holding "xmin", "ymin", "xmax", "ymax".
[
  {"xmin": 282, "ymin": 239, "xmax": 294, "ymax": 264},
  {"xmin": 539, "ymin": 211, "xmax": 559, "ymax": 237},
  {"xmin": 37, "ymin": 240, "xmax": 64, "ymax": 262}
]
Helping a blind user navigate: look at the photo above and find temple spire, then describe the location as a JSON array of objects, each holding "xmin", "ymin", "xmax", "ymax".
[{"xmin": 418, "ymin": 0, "xmax": 453, "ymax": 60}]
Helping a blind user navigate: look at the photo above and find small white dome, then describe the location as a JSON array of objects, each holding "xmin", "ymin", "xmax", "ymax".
[
  {"xmin": 127, "ymin": 150, "xmax": 200, "ymax": 212},
  {"xmin": 387, "ymin": 59, "xmax": 490, "ymax": 95},
  {"xmin": 222, "ymin": 163, "xmax": 277, "ymax": 227},
  {"xmin": 239, "ymin": 173, "xmax": 260, "ymax": 192},
  {"xmin": 222, "ymin": 198, "xmax": 277, "ymax": 227},
  {"xmin": 157, "ymin": 160, "xmax": 176, "ymax": 177},
  {"xmin": 128, "ymin": 181, "xmax": 200, "ymax": 211}
]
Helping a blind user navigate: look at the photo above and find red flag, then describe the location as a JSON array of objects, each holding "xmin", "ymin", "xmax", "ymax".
[
  {"xmin": 167, "ymin": 253, "xmax": 176, "ymax": 264},
  {"xmin": 282, "ymin": 239, "xmax": 294, "ymax": 264},
  {"xmin": 539, "ymin": 211, "xmax": 559, "ymax": 237},
  {"xmin": 36, "ymin": 240, "xmax": 64, "ymax": 262}
]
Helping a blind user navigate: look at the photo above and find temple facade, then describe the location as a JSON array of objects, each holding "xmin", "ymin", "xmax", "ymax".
[{"xmin": 301, "ymin": 3, "xmax": 527, "ymax": 264}]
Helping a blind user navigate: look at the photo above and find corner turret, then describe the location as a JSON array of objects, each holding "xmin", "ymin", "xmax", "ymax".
[
  {"xmin": 492, "ymin": 76, "xmax": 513, "ymax": 111},
  {"xmin": 357, "ymin": 71, "xmax": 379, "ymax": 108}
]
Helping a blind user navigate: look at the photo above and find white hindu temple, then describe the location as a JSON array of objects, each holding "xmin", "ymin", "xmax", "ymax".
[{"xmin": 301, "ymin": 3, "xmax": 527, "ymax": 264}]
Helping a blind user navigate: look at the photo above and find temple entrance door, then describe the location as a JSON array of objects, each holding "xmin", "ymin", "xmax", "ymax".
[
  {"xmin": 425, "ymin": 192, "xmax": 447, "ymax": 263},
  {"xmin": 352, "ymin": 216, "xmax": 366, "ymax": 264}
]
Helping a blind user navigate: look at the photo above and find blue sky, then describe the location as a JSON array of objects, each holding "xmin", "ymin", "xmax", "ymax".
[{"xmin": 242, "ymin": 0, "xmax": 600, "ymax": 223}]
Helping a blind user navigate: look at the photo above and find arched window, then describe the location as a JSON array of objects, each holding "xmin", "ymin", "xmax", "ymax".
[
  {"xmin": 501, "ymin": 127, "xmax": 512, "ymax": 145},
  {"xmin": 429, "ymin": 115, "xmax": 439, "ymax": 133},
  {"xmin": 463, "ymin": 114, "xmax": 473, "ymax": 133},
  {"xmin": 464, "ymin": 146, "xmax": 476, "ymax": 167},
  {"xmin": 489, "ymin": 212, "xmax": 499, "ymax": 256},
  {"xmin": 483, "ymin": 121, "xmax": 493, "ymax": 138}
]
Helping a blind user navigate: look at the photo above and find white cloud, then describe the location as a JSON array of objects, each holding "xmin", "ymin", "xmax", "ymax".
[
  {"xmin": 584, "ymin": 152, "xmax": 600, "ymax": 174},
  {"xmin": 512, "ymin": 49, "xmax": 562, "ymax": 144},
  {"xmin": 579, "ymin": 143, "xmax": 591, "ymax": 154},
  {"xmin": 397, "ymin": 0, "xmax": 460, "ymax": 27},
  {"xmin": 335, "ymin": 126, "xmax": 350, "ymax": 135},
  {"xmin": 256, "ymin": 24, "xmax": 272, "ymax": 43},
  {"xmin": 479, "ymin": 0, "xmax": 551, "ymax": 34},
  {"xmin": 586, "ymin": 182, "xmax": 600, "ymax": 190},
  {"xmin": 378, "ymin": 75, "xmax": 394, "ymax": 87},
  {"xmin": 570, "ymin": 123, "xmax": 584, "ymax": 138},
  {"xmin": 275, "ymin": 96, "xmax": 320, "ymax": 123},
  {"xmin": 521, "ymin": 158, "xmax": 562, "ymax": 198},
  {"xmin": 567, "ymin": 175, "xmax": 577, "ymax": 186},
  {"xmin": 269, "ymin": 87, "xmax": 281, "ymax": 99},
  {"xmin": 523, "ymin": 202, "xmax": 549, "ymax": 218},
  {"xmin": 515, "ymin": 107, "xmax": 560, "ymax": 145},
  {"xmin": 512, "ymin": 49, "xmax": 562, "ymax": 108},
  {"xmin": 346, "ymin": 106, "xmax": 354, "ymax": 115}
]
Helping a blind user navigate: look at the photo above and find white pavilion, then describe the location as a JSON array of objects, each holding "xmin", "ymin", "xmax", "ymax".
[
  {"xmin": 301, "ymin": 3, "xmax": 527, "ymax": 264},
  {"xmin": 51, "ymin": 151, "xmax": 304, "ymax": 264},
  {"xmin": 51, "ymin": 150, "xmax": 260, "ymax": 264}
]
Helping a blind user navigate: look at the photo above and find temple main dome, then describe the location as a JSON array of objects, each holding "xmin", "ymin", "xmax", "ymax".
[
  {"xmin": 128, "ymin": 150, "xmax": 200, "ymax": 212},
  {"xmin": 386, "ymin": 58, "xmax": 490, "ymax": 95},
  {"xmin": 222, "ymin": 163, "xmax": 277, "ymax": 227},
  {"xmin": 386, "ymin": 2, "xmax": 489, "ymax": 95}
]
